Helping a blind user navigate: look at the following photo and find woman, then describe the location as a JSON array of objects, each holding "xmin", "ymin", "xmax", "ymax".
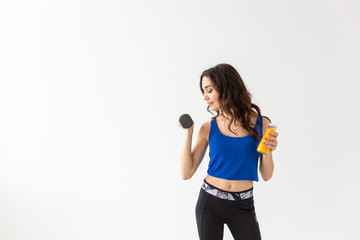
[{"xmin": 179, "ymin": 64, "xmax": 279, "ymax": 240}]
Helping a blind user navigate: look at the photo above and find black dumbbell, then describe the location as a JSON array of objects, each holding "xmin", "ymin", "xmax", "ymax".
[{"xmin": 179, "ymin": 114, "xmax": 194, "ymax": 129}]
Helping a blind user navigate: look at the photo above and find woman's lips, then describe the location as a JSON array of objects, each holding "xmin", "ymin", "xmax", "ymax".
[{"xmin": 208, "ymin": 102, "xmax": 213, "ymax": 106}]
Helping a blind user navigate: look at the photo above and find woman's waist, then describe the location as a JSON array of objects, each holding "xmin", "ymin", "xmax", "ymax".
[{"xmin": 205, "ymin": 174, "xmax": 253, "ymax": 192}]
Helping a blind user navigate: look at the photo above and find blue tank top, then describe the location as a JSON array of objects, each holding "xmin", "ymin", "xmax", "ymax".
[{"xmin": 207, "ymin": 115, "xmax": 263, "ymax": 181}]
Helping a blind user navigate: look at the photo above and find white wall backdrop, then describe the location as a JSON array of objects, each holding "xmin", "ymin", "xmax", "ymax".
[{"xmin": 1, "ymin": 0, "xmax": 359, "ymax": 239}]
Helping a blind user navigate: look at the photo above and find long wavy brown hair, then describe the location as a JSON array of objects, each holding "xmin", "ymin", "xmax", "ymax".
[{"xmin": 200, "ymin": 63, "xmax": 267, "ymax": 141}]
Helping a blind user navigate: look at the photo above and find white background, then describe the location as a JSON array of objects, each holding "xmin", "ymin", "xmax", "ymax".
[{"xmin": 1, "ymin": 0, "xmax": 360, "ymax": 239}]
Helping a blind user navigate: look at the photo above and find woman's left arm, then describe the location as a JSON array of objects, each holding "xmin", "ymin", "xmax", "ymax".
[{"xmin": 259, "ymin": 117, "xmax": 279, "ymax": 181}]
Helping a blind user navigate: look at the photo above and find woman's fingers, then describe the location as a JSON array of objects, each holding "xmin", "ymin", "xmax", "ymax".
[
  {"xmin": 264, "ymin": 142, "xmax": 276, "ymax": 148},
  {"xmin": 264, "ymin": 137, "xmax": 277, "ymax": 142},
  {"xmin": 263, "ymin": 132, "xmax": 278, "ymax": 151},
  {"xmin": 270, "ymin": 132, "xmax": 279, "ymax": 137}
]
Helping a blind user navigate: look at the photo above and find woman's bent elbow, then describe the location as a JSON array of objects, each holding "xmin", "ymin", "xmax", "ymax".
[
  {"xmin": 181, "ymin": 172, "xmax": 193, "ymax": 180},
  {"xmin": 181, "ymin": 175, "xmax": 191, "ymax": 180},
  {"xmin": 263, "ymin": 175, "xmax": 272, "ymax": 181}
]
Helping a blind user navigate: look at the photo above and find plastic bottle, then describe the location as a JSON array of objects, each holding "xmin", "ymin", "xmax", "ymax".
[{"xmin": 257, "ymin": 124, "xmax": 277, "ymax": 154}]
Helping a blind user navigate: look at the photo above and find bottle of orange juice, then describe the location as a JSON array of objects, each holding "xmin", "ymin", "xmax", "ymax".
[{"xmin": 257, "ymin": 124, "xmax": 277, "ymax": 154}]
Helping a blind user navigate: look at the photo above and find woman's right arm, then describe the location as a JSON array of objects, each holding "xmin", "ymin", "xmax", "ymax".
[{"xmin": 179, "ymin": 122, "xmax": 210, "ymax": 180}]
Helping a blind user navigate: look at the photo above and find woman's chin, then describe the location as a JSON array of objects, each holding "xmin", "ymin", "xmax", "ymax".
[{"xmin": 209, "ymin": 106, "xmax": 219, "ymax": 111}]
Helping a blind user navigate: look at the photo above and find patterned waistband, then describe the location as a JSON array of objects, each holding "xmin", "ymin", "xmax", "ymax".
[{"xmin": 201, "ymin": 180, "xmax": 253, "ymax": 201}]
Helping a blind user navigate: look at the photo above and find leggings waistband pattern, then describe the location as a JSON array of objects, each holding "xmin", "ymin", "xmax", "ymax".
[{"xmin": 201, "ymin": 180, "xmax": 253, "ymax": 201}]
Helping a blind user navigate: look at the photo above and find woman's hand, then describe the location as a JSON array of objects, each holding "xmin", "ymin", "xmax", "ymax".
[
  {"xmin": 263, "ymin": 132, "xmax": 279, "ymax": 152},
  {"xmin": 178, "ymin": 122, "xmax": 194, "ymax": 133}
]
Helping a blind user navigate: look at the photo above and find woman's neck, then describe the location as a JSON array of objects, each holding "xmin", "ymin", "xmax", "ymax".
[{"xmin": 219, "ymin": 111, "xmax": 253, "ymax": 126}]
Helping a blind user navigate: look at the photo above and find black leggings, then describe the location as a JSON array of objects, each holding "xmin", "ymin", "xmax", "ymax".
[{"xmin": 195, "ymin": 179, "xmax": 261, "ymax": 240}]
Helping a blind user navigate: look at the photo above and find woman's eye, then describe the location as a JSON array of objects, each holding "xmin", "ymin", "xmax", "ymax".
[{"xmin": 208, "ymin": 90, "xmax": 213, "ymax": 93}]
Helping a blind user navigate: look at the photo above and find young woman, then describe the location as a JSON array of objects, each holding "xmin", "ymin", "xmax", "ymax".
[{"xmin": 179, "ymin": 64, "xmax": 279, "ymax": 240}]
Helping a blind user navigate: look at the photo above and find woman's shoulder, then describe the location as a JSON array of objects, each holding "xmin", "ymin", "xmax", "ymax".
[
  {"xmin": 261, "ymin": 115, "xmax": 271, "ymax": 124},
  {"xmin": 261, "ymin": 115, "xmax": 272, "ymax": 132},
  {"xmin": 262, "ymin": 115, "xmax": 271, "ymax": 122},
  {"xmin": 200, "ymin": 120, "xmax": 211, "ymax": 131},
  {"xmin": 198, "ymin": 121, "xmax": 211, "ymax": 142}
]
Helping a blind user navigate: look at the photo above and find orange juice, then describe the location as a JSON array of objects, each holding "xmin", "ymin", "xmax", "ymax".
[{"xmin": 257, "ymin": 124, "xmax": 277, "ymax": 154}]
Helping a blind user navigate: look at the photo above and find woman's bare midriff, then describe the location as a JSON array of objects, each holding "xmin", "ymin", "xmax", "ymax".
[{"xmin": 205, "ymin": 175, "xmax": 253, "ymax": 192}]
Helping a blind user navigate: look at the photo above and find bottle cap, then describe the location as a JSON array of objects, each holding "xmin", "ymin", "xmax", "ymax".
[{"xmin": 268, "ymin": 123, "xmax": 277, "ymax": 129}]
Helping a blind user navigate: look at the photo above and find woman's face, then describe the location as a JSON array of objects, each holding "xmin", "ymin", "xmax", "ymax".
[{"xmin": 201, "ymin": 76, "xmax": 221, "ymax": 111}]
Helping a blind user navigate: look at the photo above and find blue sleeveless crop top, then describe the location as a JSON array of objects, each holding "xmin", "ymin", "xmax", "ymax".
[{"xmin": 207, "ymin": 115, "xmax": 263, "ymax": 181}]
